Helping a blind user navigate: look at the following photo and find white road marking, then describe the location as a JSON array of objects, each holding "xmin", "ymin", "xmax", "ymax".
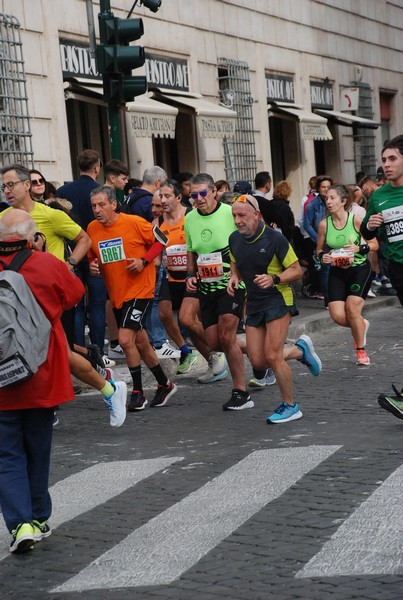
[
  {"xmin": 0, "ymin": 457, "xmax": 182, "ymax": 560},
  {"xmin": 296, "ymin": 464, "xmax": 403, "ymax": 577},
  {"xmin": 53, "ymin": 445, "xmax": 340, "ymax": 592}
]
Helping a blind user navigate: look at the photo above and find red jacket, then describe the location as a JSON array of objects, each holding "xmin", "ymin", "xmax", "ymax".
[{"xmin": 0, "ymin": 248, "xmax": 84, "ymax": 409}]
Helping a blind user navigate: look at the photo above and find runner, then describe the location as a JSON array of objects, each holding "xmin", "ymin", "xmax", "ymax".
[
  {"xmin": 228, "ymin": 195, "xmax": 322, "ymax": 423},
  {"xmin": 316, "ymin": 185, "xmax": 377, "ymax": 366}
]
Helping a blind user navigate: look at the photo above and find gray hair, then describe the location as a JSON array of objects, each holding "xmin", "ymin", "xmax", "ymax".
[
  {"xmin": 1, "ymin": 163, "xmax": 31, "ymax": 184},
  {"xmin": 0, "ymin": 209, "xmax": 36, "ymax": 241},
  {"xmin": 191, "ymin": 173, "xmax": 215, "ymax": 189},
  {"xmin": 142, "ymin": 166, "xmax": 167, "ymax": 185},
  {"xmin": 90, "ymin": 185, "xmax": 117, "ymax": 203}
]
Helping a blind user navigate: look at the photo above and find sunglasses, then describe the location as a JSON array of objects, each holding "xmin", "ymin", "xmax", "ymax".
[
  {"xmin": 231, "ymin": 195, "xmax": 257, "ymax": 210},
  {"xmin": 190, "ymin": 188, "xmax": 210, "ymax": 201},
  {"xmin": 31, "ymin": 177, "xmax": 45, "ymax": 186}
]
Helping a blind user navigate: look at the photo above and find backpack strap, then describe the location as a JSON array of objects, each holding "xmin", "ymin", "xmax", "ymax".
[{"xmin": 0, "ymin": 247, "xmax": 32, "ymax": 272}]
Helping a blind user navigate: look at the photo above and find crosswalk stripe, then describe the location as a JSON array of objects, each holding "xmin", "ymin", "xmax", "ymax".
[
  {"xmin": 0, "ymin": 457, "xmax": 182, "ymax": 560},
  {"xmin": 53, "ymin": 445, "xmax": 340, "ymax": 592},
  {"xmin": 296, "ymin": 463, "xmax": 403, "ymax": 577}
]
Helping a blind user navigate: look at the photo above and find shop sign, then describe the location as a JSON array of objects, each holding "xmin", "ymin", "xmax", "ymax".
[
  {"xmin": 310, "ymin": 81, "xmax": 334, "ymax": 108},
  {"xmin": 340, "ymin": 87, "xmax": 359, "ymax": 111},
  {"xmin": 266, "ymin": 74, "xmax": 295, "ymax": 102},
  {"xmin": 145, "ymin": 54, "xmax": 189, "ymax": 91},
  {"xmin": 197, "ymin": 116, "xmax": 235, "ymax": 139},
  {"xmin": 129, "ymin": 113, "xmax": 176, "ymax": 138},
  {"xmin": 59, "ymin": 39, "xmax": 100, "ymax": 80}
]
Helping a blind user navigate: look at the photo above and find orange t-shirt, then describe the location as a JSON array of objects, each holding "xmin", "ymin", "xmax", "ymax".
[
  {"xmin": 87, "ymin": 213, "xmax": 157, "ymax": 308},
  {"xmin": 160, "ymin": 214, "xmax": 187, "ymax": 282}
]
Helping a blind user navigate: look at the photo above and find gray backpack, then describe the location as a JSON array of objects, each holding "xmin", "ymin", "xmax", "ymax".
[{"xmin": 0, "ymin": 248, "xmax": 51, "ymax": 388}]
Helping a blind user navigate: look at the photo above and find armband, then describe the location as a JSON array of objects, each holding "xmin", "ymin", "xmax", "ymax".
[
  {"xmin": 359, "ymin": 243, "xmax": 370, "ymax": 255},
  {"xmin": 185, "ymin": 271, "xmax": 196, "ymax": 280}
]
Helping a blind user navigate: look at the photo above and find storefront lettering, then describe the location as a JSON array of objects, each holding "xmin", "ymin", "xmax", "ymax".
[
  {"xmin": 145, "ymin": 54, "xmax": 189, "ymax": 91},
  {"xmin": 129, "ymin": 113, "xmax": 176, "ymax": 137},
  {"xmin": 198, "ymin": 117, "xmax": 235, "ymax": 138},
  {"xmin": 266, "ymin": 74, "xmax": 294, "ymax": 102},
  {"xmin": 59, "ymin": 39, "xmax": 100, "ymax": 79},
  {"xmin": 310, "ymin": 82, "xmax": 334, "ymax": 108}
]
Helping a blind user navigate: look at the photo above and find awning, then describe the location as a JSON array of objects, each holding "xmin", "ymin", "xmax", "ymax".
[
  {"xmin": 268, "ymin": 102, "xmax": 333, "ymax": 141},
  {"xmin": 152, "ymin": 91, "xmax": 237, "ymax": 139},
  {"xmin": 314, "ymin": 109, "xmax": 380, "ymax": 129},
  {"xmin": 63, "ymin": 79, "xmax": 104, "ymax": 106},
  {"xmin": 126, "ymin": 94, "xmax": 178, "ymax": 139}
]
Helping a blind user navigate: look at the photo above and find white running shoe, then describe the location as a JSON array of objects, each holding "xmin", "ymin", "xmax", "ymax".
[
  {"xmin": 154, "ymin": 342, "xmax": 181, "ymax": 359},
  {"xmin": 103, "ymin": 355, "xmax": 116, "ymax": 368},
  {"xmin": 104, "ymin": 381, "xmax": 127, "ymax": 427},
  {"xmin": 198, "ymin": 352, "xmax": 228, "ymax": 384},
  {"xmin": 108, "ymin": 344, "xmax": 125, "ymax": 359}
]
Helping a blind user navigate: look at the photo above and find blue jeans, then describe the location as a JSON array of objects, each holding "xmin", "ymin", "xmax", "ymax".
[
  {"xmin": 146, "ymin": 266, "xmax": 166, "ymax": 347},
  {"xmin": 74, "ymin": 260, "xmax": 108, "ymax": 354},
  {"xmin": 0, "ymin": 408, "xmax": 53, "ymax": 532}
]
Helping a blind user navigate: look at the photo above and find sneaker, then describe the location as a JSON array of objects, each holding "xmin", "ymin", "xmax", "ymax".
[
  {"xmin": 32, "ymin": 520, "xmax": 52, "ymax": 542},
  {"xmin": 295, "ymin": 335, "xmax": 322, "ymax": 376},
  {"xmin": 366, "ymin": 289, "xmax": 376, "ymax": 298},
  {"xmin": 356, "ymin": 349, "xmax": 370, "ymax": 366},
  {"xmin": 105, "ymin": 367, "xmax": 115, "ymax": 381},
  {"xmin": 150, "ymin": 381, "xmax": 177, "ymax": 407},
  {"xmin": 311, "ymin": 291, "xmax": 325, "ymax": 300},
  {"xmin": 103, "ymin": 355, "xmax": 116, "ymax": 368},
  {"xmin": 128, "ymin": 390, "xmax": 148, "ymax": 412},
  {"xmin": 249, "ymin": 368, "xmax": 276, "ymax": 388},
  {"xmin": 378, "ymin": 385, "xmax": 403, "ymax": 420},
  {"xmin": 154, "ymin": 343, "xmax": 181, "ymax": 359},
  {"xmin": 73, "ymin": 384, "xmax": 83, "ymax": 395},
  {"xmin": 177, "ymin": 351, "xmax": 199, "ymax": 374},
  {"xmin": 211, "ymin": 352, "xmax": 227, "ymax": 376},
  {"xmin": 86, "ymin": 344, "xmax": 105, "ymax": 369},
  {"xmin": 9, "ymin": 523, "xmax": 35, "ymax": 554},
  {"xmin": 372, "ymin": 276, "xmax": 382, "ymax": 288},
  {"xmin": 267, "ymin": 401, "xmax": 303, "ymax": 424},
  {"xmin": 222, "ymin": 389, "xmax": 254, "ymax": 411},
  {"xmin": 108, "ymin": 344, "xmax": 125, "ymax": 359},
  {"xmin": 103, "ymin": 381, "xmax": 127, "ymax": 427},
  {"xmin": 354, "ymin": 319, "xmax": 370, "ymax": 350},
  {"xmin": 52, "ymin": 411, "xmax": 59, "ymax": 427}
]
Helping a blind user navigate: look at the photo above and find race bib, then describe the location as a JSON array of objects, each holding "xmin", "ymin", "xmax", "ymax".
[
  {"xmin": 98, "ymin": 238, "xmax": 126, "ymax": 264},
  {"xmin": 166, "ymin": 244, "xmax": 187, "ymax": 271},
  {"xmin": 382, "ymin": 205, "xmax": 403, "ymax": 243},
  {"xmin": 197, "ymin": 252, "xmax": 224, "ymax": 282},
  {"xmin": 330, "ymin": 247, "xmax": 354, "ymax": 268}
]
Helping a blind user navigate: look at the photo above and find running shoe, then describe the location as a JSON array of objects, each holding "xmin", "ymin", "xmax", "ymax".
[
  {"xmin": 9, "ymin": 523, "xmax": 35, "ymax": 554},
  {"xmin": 86, "ymin": 344, "xmax": 105, "ymax": 369},
  {"xmin": 378, "ymin": 385, "xmax": 403, "ymax": 420},
  {"xmin": 222, "ymin": 389, "xmax": 254, "ymax": 411},
  {"xmin": 105, "ymin": 368, "xmax": 115, "ymax": 381},
  {"xmin": 32, "ymin": 520, "xmax": 52, "ymax": 542},
  {"xmin": 249, "ymin": 368, "xmax": 276, "ymax": 388},
  {"xmin": 103, "ymin": 355, "xmax": 116, "ymax": 368},
  {"xmin": 154, "ymin": 343, "xmax": 181, "ymax": 359},
  {"xmin": 108, "ymin": 344, "xmax": 125, "ymax": 359},
  {"xmin": 356, "ymin": 349, "xmax": 370, "ymax": 366},
  {"xmin": 354, "ymin": 319, "xmax": 370, "ymax": 350},
  {"xmin": 177, "ymin": 351, "xmax": 199, "ymax": 374},
  {"xmin": 52, "ymin": 410, "xmax": 59, "ymax": 427},
  {"xmin": 366, "ymin": 289, "xmax": 376, "ymax": 298},
  {"xmin": 128, "ymin": 391, "xmax": 148, "ymax": 412},
  {"xmin": 267, "ymin": 401, "xmax": 303, "ymax": 424},
  {"xmin": 198, "ymin": 353, "xmax": 228, "ymax": 384},
  {"xmin": 103, "ymin": 381, "xmax": 127, "ymax": 427},
  {"xmin": 295, "ymin": 335, "xmax": 322, "ymax": 376},
  {"xmin": 150, "ymin": 381, "xmax": 177, "ymax": 407}
]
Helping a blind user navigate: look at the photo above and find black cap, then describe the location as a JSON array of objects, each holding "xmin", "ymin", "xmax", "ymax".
[
  {"xmin": 376, "ymin": 167, "xmax": 385, "ymax": 181},
  {"xmin": 233, "ymin": 180, "xmax": 252, "ymax": 194}
]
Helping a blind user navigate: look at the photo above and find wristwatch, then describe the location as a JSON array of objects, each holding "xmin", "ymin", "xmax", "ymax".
[
  {"xmin": 141, "ymin": 258, "xmax": 149, "ymax": 267},
  {"xmin": 272, "ymin": 274, "xmax": 281, "ymax": 285},
  {"xmin": 68, "ymin": 257, "xmax": 77, "ymax": 267}
]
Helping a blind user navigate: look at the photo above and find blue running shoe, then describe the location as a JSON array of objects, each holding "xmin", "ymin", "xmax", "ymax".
[
  {"xmin": 267, "ymin": 402, "xmax": 303, "ymax": 424},
  {"xmin": 295, "ymin": 334, "xmax": 322, "ymax": 376},
  {"xmin": 249, "ymin": 368, "xmax": 276, "ymax": 388}
]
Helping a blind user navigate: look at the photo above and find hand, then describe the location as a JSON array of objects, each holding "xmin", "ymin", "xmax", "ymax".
[
  {"xmin": 253, "ymin": 274, "xmax": 273, "ymax": 289},
  {"xmin": 186, "ymin": 276, "xmax": 197, "ymax": 292},
  {"xmin": 227, "ymin": 275, "xmax": 239, "ymax": 297},
  {"xmin": 343, "ymin": 243, "xmax": 359, "ymax": 254},
  {"xmin": 126, "ymin": 258, "xmax": 144, "ymax": 272},
  {"xmin": 367, "ymin": 213, "xmax": 383, "ymax": 231},
  {"xmin": 321, "ymin": 253, "xmax": 332, "ymax": 264},
  {"xmin": 89, "ymin": 259, "xmax": 100, "ymax": 275}
]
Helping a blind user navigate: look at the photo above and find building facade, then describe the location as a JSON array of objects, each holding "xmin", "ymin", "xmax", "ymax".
[{"xmin": 0, "ymin": 0, "xmax": 402, "ymax": 212}]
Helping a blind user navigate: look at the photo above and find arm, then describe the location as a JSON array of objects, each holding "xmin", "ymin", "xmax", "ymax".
[
  {"xmin": 345, "ymin": 215, "xmax": 379, "ymax": 254},
  {"xmin": 303, "ymin": 201, "xmax": 318, "ymax": 242},
  {"xmin": 68, "ymin": 229, "xmax": 91, "ymax": 269},
  {"xmin": 185, "ymin": 251, "xmax": 198, "ymax": 292},
  {"xmin": 253, "ymin": 260, "xmax": 302, "ymax": 289},
  {"xmin": 227, "ymin": 259, "xmax": 241, "ymax": 297}
]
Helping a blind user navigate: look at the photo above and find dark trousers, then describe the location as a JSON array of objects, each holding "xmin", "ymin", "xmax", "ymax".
[
  {"xmin": 0, "ymin": 408, "xmax": 53, "ymax": 532},
  {"xmin": 74, "ymin": 260, "xmax": 107, "ymax": 354}
]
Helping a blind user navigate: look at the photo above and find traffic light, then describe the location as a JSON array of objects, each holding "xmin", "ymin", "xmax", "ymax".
[{"xmin": 96, "ymin": 13, "xmax": 147, "ymax": 105}]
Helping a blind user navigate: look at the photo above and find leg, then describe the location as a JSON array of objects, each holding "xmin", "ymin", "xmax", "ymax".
[
  {"xmin": 345, "ymin": 296, "xmax": 366, "ymax": 347},
  {"xmin": 217, "ymin": 314, "xmax": 245, "ymax": 390},
  {"xmin": 264, "ymin": 313, "xmax": 294, "ymax": 404},
  {"xmin": 179, "ymin": 297, "xmax": 210, "ymax": 361},
  {"xmin": 328, "ymin": 300, "xmax": 349, "ymax": 327},
  {"xmin": 159, "ymin": 299, "xmax": 185, "ymax": 349},
  {"xmin": 87, "ymin": 271, "xmax": 108, "ymax": 355}
]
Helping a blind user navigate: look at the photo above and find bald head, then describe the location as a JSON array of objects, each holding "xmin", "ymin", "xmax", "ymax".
[{"xmin": 0, "ymin": 209, "xmax": 36, "ymax": 241}]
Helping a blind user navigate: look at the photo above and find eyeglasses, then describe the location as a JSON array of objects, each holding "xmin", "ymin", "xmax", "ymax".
[
  {"xmin": 231, "ymin": 195, "xmax": 257, "ymax": 210},
  {"xmin": 190, "ymin": 189, "xmax": 210, "ymax": 201},
  {"xmin": 1, "ymin": 180, "xmax": 24, "ymax": 192},
  {"xmin": 31, "ymin": 177, "xmax": 45, "ymax": 186}
]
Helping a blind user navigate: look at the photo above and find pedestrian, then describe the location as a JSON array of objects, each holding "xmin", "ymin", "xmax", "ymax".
[
  {"xmin": 228, "ymin": 195, "xmax": 322, "ymax": 423},
  {"xmin": 0, "ymin": 209, "xmax": 85, "ymax": 554},
  {"xmin": 88, "ymin": 185, "xmax": 177, "ymax": 411},
  {"xmin": 316, "ymin": 185, "xmax": 377, "ymax": 366}
]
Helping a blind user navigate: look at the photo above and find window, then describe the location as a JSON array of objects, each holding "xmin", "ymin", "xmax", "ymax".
[
  {"xmin": 0, "ymin": 13, "xmax": 33, "ymax": 167},
  {"xmin": 218, "ymin": 59, "xmax": 256, "ymax": 188}
]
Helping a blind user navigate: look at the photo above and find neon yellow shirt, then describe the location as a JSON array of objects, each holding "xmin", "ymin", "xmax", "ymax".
[{"xmin": 30, "ymin": 202, "xmax": 81, "ymax": 261}]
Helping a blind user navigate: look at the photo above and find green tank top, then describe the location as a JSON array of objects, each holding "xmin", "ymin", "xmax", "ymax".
[{"xmin": 326, "ymin": 212, "xmax": 365, "ymax": 267}]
